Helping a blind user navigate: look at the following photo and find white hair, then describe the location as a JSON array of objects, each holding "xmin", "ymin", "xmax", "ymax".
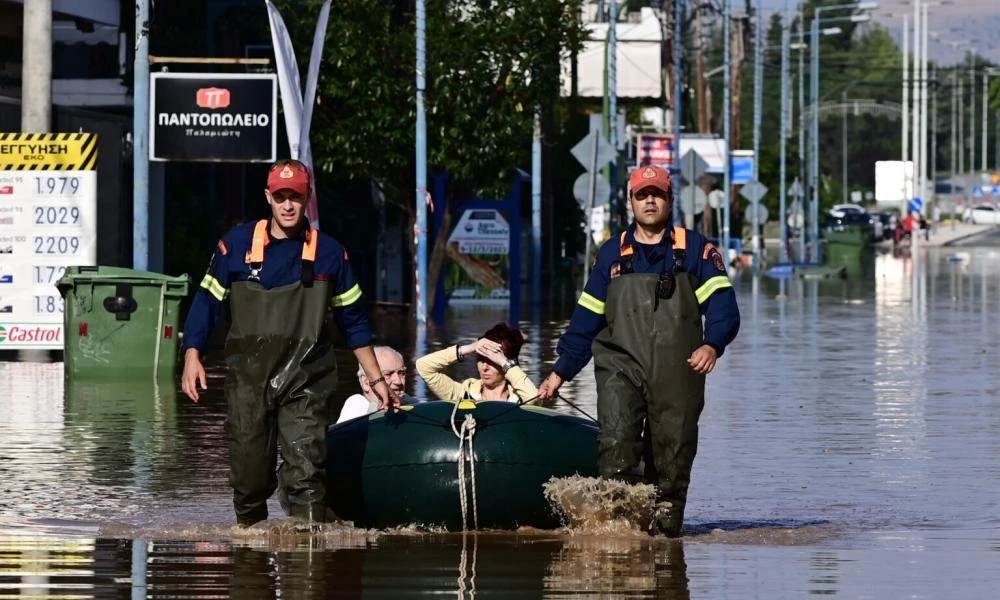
[{"xmin": 357, "ymin": 345, "xmax": 404, "ymax": 378}]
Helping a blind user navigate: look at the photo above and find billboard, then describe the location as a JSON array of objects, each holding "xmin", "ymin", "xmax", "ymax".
[
  {"xmin": 150, "ymin": 73, "xmax": 277, "ymax": 162},
  {"xmin": 0, "ymin": 133, "xmax": 98, "ymax": 349},
  {"xmin": 444, "ymin": 208, "xmax": 511, "ymax": 304},
  {"xmin": 637, "ymin": 134, "xmax": 753, "ymax": 182}
]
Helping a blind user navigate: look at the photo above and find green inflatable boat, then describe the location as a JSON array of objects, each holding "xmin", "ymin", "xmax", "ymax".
[{"xmin": 326, "ymin": 400, "xmax": 599, "ymax": 530}]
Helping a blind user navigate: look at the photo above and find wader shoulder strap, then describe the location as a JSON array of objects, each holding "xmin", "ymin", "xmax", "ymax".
[
  {"xmin": 248, "ymin": 220, "xmax": 269, "ymax": 281},
  {"xmin": 619, "ymin": 231, "xmax": 634, "ymax": 274},
  {"xmin": 301, "ymin": 228, "xmax": 318, "ymax": 285}
]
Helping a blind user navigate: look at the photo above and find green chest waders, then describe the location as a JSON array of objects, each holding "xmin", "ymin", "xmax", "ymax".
[
  {"xmin": 591, "ymin": 229, "xmax": 705, "ymax": 536},
  {"xmin": 223, "ymin": 221, "xmax": 338, "ymax": 525}
]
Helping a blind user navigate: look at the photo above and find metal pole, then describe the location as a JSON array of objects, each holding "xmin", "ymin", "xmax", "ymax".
[
  {"xmin": 931, "ymin": 66, "xmax": 937, "ymax": 210},
  {"xmin": 779, "ymin": 10, "xmax": 790, "ymax": 263},
  {"xmin": 958, "ymin": 73, "xmax": 964, "ymax": 178},
  {"xmin": 722, "ymin": 0, "xmax": 732, "ymax": 261},
  {"xmin": 969, "ymin": 55, "xmax": 975, "ymax": 174},
  {"xmin": 901, "ymin": 14, "xmax": 909, "ymax": 216},
  {"xmin": 415, "ymin": 0, "xmax": 428, "ymax": 323},
  {"xmin": 608, "ymin": 0, "xmax": 618, "ymax": 227},
  {"xmin": 842, "ymin": 89, "xmax": 848, "ymax": 204},
  {"xmin": 810, "ymin": 17, "xmax": 819, "ymax": 263},
  {"xmin": 910, "ymin": 0, "xmax": 920, "ymax": 213},
  {"xmin": 951, "ymin": 70, "xmax": 956, "ymax": 229},
  {"xmin": 133, "ymin": 0, "xmax": 150, "ymax": 271},
  {"xmin": 673, "ymin": 0, "xmax": 683, "ymax": 227},
  {"xmin": 531, "ymin": 109, "xmax": 541, "ymax": 307},
  {"xmin": 982, "ymin": 71, "xmax": 989, "ymax": 173},
  {"xmin": 920, "ymin": 3, "xmax": 929, "ymax": 210},
  {"xmin": 751, "ymin": 0, "xmax": 763, "ymax": 268},
  {"xmin": 797, "ymin": 10, "xmax": 806, "ymax": 263},
  {"xmin": 583, "ymin": 132, "xmax": 600, "ymax": 285},
  {"xmin": 21, "ymin": 0, "xmax": 52, "ymax": 132}
]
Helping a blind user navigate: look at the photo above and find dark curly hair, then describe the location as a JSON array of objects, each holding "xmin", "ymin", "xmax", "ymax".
[{"xmin": 482, "ymin": 322, "xmax": 524, "ymax": 360}]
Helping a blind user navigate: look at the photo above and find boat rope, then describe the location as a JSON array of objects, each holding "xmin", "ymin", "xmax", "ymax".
[
  {"xmin": 457, "ymin": 529, "xmax": 478, "ymax": 597},
  {"xmin": 555, "ymin": 393, "xmax": 599, "ymax": 423},
  {"xmin": 451, "ymin": 400, "xmax": 480, "ymax": 531}
]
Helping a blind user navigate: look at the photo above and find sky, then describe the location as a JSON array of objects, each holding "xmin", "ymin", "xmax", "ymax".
[{"xmin": 758, "ymin": 0, "xmax": 1000, "ymax": 65}]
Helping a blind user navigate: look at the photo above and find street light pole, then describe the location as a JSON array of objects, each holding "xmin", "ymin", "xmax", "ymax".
[
  {"xmin": 751, "ymin": 0, "xmax": 763, "ymax": 268},
  {"xmin": 723, "ymin": 0, "xmax": 732, "ymax": 262},
  {"xmin": 901, "ymin": 14, "xmax": 909, "ymax": 215},
  {"xmin": 779, "ymin": 7, "xmax": 790, "ymax": 263},
  {"xmin": 797, "ymin": 7, "xmax": 806, "ymax": 263},
  {"xmin": 414, "ymin": 0, "xmax": 428, "ymax": 324}
]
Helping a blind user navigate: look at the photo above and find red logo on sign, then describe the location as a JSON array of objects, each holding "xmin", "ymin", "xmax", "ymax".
[
  {"xmin": 196, "ymin": 87, "xmax": 231, "ymax": 109},
  {"xmin": 0, "ymin": 186, "xmax": 12, "ymax": 194}
]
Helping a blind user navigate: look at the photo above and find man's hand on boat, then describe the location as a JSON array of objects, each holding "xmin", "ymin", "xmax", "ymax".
[
  {"xmin": 538, "ymin": 372, "xmax": 564, "ymax": 400},
  {"xmin": 181, "ymin": 348, "xmax": 208, "ymax": 402}
]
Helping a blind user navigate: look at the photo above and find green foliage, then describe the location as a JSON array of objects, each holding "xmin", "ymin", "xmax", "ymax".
[{"xmin": 274, "ymin": 0, "xmax": 584, "ymax": 202}]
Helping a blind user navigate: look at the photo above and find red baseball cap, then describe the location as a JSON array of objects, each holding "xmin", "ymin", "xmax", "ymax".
[
  {"xmin": 629, "ymin": 165, "xmax": 672, "ymax": 196},
  {"xmin": 267, "ymin": 160, "xmax": 311, "ymax": 196}
]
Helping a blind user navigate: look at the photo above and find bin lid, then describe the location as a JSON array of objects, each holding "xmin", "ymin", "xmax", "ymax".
[
  {"xmin": 57, "ymin": 266, "xmax": 190, "ymax": 297},
  {"xmin": 58, "ymin": 265, "xmax": 190, "ymax": 283}
]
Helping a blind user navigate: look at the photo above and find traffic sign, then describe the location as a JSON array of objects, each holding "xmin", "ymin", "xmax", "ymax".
[
  {"xmin": 788, "ymin": 179, "xmax": 803, "ymax": 198},
  {"xmin": 740, "ymin": 180, "xmax": 768, "ymax": 203},
  {"xmin": 707, "ymin": 189, "xmax": 725, "ymax": 209},
  {"xmin": 679, "ymin": 149, "xmax": 709, "ymax": 185},
  {"xmin": 573, "ymin": 173, "xmax": 610, "ymax": 208},
  {"xmin": 744, "ymin": 203, "xmax": 770, "ymax": 224},
  {"xmin": 992, "ymin": 185, "xmax": 1000, "ymax": 196},
  {"xmin": 972, "ymin": 187, "xmax": 985, "ymax": 199},
  {"xmin": 571, "ymin": 130, "xmax": 616, "ymax": 172},
  {"xmin": 908, "ymin": 196, "xmax": 924, "ymax": 213},
  {"xmin": 680, "ymin": 186, "xmax": 707, "ymax": 216}
]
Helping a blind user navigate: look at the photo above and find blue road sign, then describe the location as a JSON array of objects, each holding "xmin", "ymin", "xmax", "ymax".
[
  {"xmin": 908, "ymin": 197, "xmax": 924, "ymax": 213},
  {"xmin": 731, "ymin": 156, "xmax": 754, "ymax": 185},
  {"xmin": 992, "ymin": 185, "xmax": 1000, "ymax": 196},
  {"xmin": 973, "ymin": 187, "xmax": 985, "ymax": 199}
]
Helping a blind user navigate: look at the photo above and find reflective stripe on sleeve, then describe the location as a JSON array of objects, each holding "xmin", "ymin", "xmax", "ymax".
[
  {"xmin": 331, "ymin": 283, "xmax": 363, "ymax": 307},
  {"xmin": 577, "ymin": 291, "xmax": 606, "ymax": 315},
  {"xmin": 694, "ymin": 275, "xmax": 733, "ymax": 304},
  {"xmin": 200, "ymin": 274, "xmax": 229, "ymax": 301}
]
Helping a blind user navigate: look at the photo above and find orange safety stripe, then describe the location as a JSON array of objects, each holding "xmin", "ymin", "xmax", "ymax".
[
  {"xmin": 673, "ymin": 226, "xmax": 687, "ymax": 250},
  {"xmin": 249, "ymin": 220, "xmax": 269, "ymax": 263},
  {"xmin": 302, "ymin": 228, "xmax": 318, "ymax": 262},
  {"xmin": 619, "ymin": 231, "xmax": 633, "ymax": 257}
]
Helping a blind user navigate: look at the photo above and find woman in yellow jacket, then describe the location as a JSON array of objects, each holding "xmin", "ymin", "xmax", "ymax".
[{"xmin": 416, "ymin": 322, "xmax": 539, "ymax": 403}]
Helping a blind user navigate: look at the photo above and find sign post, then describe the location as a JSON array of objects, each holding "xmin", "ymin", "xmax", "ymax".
[
  {"xmin": 571, "ymin": 130, "xmax": 615, "ymax": 286},
  {"xmin": 0, "ymin": 133, "xmax": 98, "ymax": 349}
]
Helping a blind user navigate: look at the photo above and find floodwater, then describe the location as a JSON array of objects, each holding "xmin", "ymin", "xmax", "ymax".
[{"xmin": 2, "ymin": 243, "xmax": 1000, "ymax": 598}]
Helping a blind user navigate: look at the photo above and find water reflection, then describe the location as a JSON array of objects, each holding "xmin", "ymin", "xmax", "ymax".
[{"xmin": 2, "ymin": 247, "xmax": 1000, "ymax": 597}]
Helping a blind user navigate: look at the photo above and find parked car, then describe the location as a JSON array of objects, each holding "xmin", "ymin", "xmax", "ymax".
[
  {"xmin": 829, "ymin": 203, "xmax": 868, "ymax": 217},
  {"xmin": 965, "ymin": 205, "xmax": 1000, "ymax": 225}
]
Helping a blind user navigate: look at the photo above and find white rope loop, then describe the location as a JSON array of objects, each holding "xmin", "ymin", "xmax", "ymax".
[{"xmin": 451, "ymin": 401, "xmax": 480, "ymax": 531}]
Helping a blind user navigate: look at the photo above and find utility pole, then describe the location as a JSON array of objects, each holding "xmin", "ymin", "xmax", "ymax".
[
  {"xmin": 910, "ymin": 0, "xmax": 920, "ymax": 214},
  {"xmin": 722, "ymin": 0, "xmax": 732, "ymax": 260},
  {"xmin": 958, "ymin": 73, "xmax": 964, "ymax": 179},
  {"xmin": 951, "ymin": 70, "xmax": 957, "ymax": 228},
  {"xmin": 931, "ymin": 66, "xmax": 937, "ymax": 200},
  {"xmin": 673, "ymin": 0, "xmax": 683, "ymax": 226},
  {"xmin": 778, "ymin": 5, "xmax": 790, "ymax": 263},
  {"xmin": 134, "ymin": 0, "xmax": 150, "ymax": 271},
  {"xmin": 21, "ymin": 0, "xmax": 52, "ymax": 132},
  {"xmin": 797, "ymin": 7, "xmax": 806, "ymax": 262},
  {"xmin": 695, "ymin": 1, "xmax": 709, "ymax": 133},
  {"xmin": 752, "ymin": 0, "xmax": 763, "ymax": 265},
  {"xmin": 982, "ymin": 70, "xmax": 989, "ymax": 172},
  {"xmin": 414, "ymin": 0, "xmax": 428, "ymax": 324},
  {"xmin": 901, "ymin": 14, "xmax": 909, "ymax": 215},
  {"xmin": 919, "ymin": 2, "xmax": 929, "ymax": 210},
  {"xmin": 968, "ymin": 55, "xmax": 975, "ymax": 174}
]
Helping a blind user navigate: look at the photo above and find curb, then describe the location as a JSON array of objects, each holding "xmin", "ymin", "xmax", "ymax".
[{"xmin": 940, "ymin": 226, "xmax": 998, "ymax": 247}]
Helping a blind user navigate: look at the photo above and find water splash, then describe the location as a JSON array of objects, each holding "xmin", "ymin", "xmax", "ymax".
[{"xmin": 543, "ymin": 476, "xmax": 670, "ymax": 536}]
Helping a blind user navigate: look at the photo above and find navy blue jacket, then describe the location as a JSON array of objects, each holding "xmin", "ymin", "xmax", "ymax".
[
  {"xmin": 182, "ymin": 220, "xmax": 374, "ymax": 353},
  {"xmin": 554, "ymin": 225, "xmax": 740, "ymax": 379}
]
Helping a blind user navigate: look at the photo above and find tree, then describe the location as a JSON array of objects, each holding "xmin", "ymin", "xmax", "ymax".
[{"xmin": 274, "ymin": 0, "xmax": 584, "ymax": 307}]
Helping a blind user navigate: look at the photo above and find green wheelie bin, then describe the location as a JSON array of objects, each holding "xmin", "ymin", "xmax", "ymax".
[{"xmin": 57, "ymin": 266, "xmax": 190, "ymax": 379}]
